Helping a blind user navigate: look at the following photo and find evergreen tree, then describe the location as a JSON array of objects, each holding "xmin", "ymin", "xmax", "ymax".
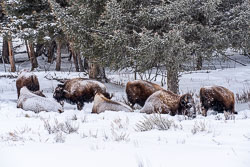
[
  {"xmin": 5, "ymin": 0, "xmax": 64, "ymax": 70},
  {"xmin": 215, "ymin": 0, "xmax": 250, "ymax": 55},
  {"xmin": 48, "ymin": 0, "xmax": 108, "ymax": 79}
]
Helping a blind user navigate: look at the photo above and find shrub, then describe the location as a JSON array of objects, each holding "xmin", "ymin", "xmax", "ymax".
[
  {"xmin": 236, "ymin": 89, "xmax": 250, "ymax": 103},
  {"xmin": 44, "ymin": 119, "xmax": 79, "ymax": 134},
  {"xmin": 191, "ymin": 120, "xmax": 211, "ymax": 134},
  {"xmin": 135, "ymin": 114, "xmax": 178, "ymax": 132}
]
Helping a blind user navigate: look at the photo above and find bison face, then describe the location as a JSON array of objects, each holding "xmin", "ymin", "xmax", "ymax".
[
  {"xmin": 180, "ymin": 94, "xmax": 196, "ymax": 118},
  {"xmin": 53, "ymin": 84, "xmax": 65, "ymax": 103}
]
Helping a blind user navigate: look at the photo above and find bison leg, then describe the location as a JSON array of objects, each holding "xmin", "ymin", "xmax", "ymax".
[
  {"xmin": 77, "ymin": 102, "xmax": 84, "ymax": 110},
  {"xmin": 59, "ymin": 101, "xmax": 64, "ymax": 107},
  {"xmin": 230, "ymin": 105, "xmax": 237, "ymax": 115},
  {"xmin": 17, "ymin": 88, "xmax": 20, "ymax": 99},
  {"xmin": 130, "ymin": 102, "xmax": 135, "ymax": 109},
  {"xmin": 201, "ymin": 106, "xmax": 208, "ymax": 117}
]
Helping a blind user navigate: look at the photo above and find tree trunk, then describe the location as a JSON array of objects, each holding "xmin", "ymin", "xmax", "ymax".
[
  {"xmin": 83, "ymin": 57, "xmax": 89, "ymax": 71},
  {"xmin": 196, "ymin": 55, "xmax": 203, "ymax": 70},
  {"xmin": 68, "ymin": 43, "xmax": 79, "ymax": 72},
  {"xmin": 47, "ymin": 40, "xmax": 56, "ymax": 63},
  {"xmin": 166, "ymin": 65, "xmax": 179, "ymax": 94},
  {"xmin": 67, "ymin": 43, "xmax": 72, "ymax": 61},
  {"xmin": 27, "ymin": 41, "xmax": 38, "ymax": 71},
  {"xmin": 1, "ymin": 36, "xmax": 10, "ymax": 64},
  {"xmin": 68, "ymin": 51, "xmax": 72, "ymax": 61},
  {"xmin": 35, "ymin": 43, "xmax": 44, "ymax": 58},
  {"xmin": 72, "ymin": 50, "xmax": 79, "ymax": 72},
  {"xmin": 77, "ymin": 52, "xmax": 84, "ymax": 72},
  {"xmin": 25, "ymin": 40, "xmax": 30, "ymax": 60},
  {"xmin": 8, "ymin": 37, "xmax": 15, "ymax": 72},
  {"xmin": 100, "ymin": 67, "xmax": 108, "ymax": 82},
  {"xmin": 89, "ymin": 61, "xmax": 99, "ymax": 79},
  {"xmin": 89, "ymin": 60, "xmax": 107, "ymax": 81},
  {"xmin": 55, "ymin": 40, "xmax": 62, "ymax": 71}
]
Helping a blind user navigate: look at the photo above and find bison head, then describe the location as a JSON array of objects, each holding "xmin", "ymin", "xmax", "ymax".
[
  {"xmin": 179, "ymin": 94, "xmax": 196, "ymax": 118},
  {"xmin": 53, "ymin": 84, "xmax": 68, "ymax": 104}
]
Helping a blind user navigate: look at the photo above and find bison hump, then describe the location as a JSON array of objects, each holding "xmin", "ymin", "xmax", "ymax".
[{"xmin": 67, "ymin": 80, "xmax": 106, "ymax": 94}]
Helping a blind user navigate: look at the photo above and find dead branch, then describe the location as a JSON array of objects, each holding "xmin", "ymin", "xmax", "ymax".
[
  {"xmin": 0, "ymin": 74, "xmax": 18, "ymax": 79},
  {"xmin": 44, "ymin": 75, "xmax": 68, "ymax": 83},
  {"xmin": 223, "ymin": 54, "xmax": 246, "ymax": 66}
]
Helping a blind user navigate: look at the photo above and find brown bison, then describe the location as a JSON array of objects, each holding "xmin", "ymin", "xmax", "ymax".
[
  {"xmin": 53, "ymin": 78, "xmax": 111, "ymax": 110},
  {"xmin": 200, "ymin": 86, "xmax": 236, "ymax": 116},
  {"xmin": 126, "ymin": 80, "xmax": 163, "ymax": 107},
  {"xmin": 140, "ymin": 90, "xmax": 196, "ymax": 118},
  {"xmin": 17, "ymin": 87, "xmax": 63, "ymax": 113},
  {"xmin": 92, "ymin": 93, "xmax": 133, "ymax": 114},
  {"xmin": 16, "ymin": 70, "xmax": 42, "ymax": 98}
]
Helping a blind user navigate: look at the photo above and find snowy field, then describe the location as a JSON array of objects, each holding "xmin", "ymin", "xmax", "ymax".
[
  {"xmin": 0, "ymin": 61, "xmax": 250, "ymax": 167},
  {"xmin": 0, "ymin": 39, "xmax": 250, "ymax": 167}
]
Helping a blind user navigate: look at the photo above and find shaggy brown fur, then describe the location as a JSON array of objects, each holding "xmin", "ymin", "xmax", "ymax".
[
  {"xmin": 140, "ymin": 90, "xmax": 196, "ymax": 117},
  {"xmin": 16, "ymin": 72, "xmax": 40, "ymax": 98},
  {"xmin": 53, "ymin": 78, "xmax": 111, "ymax": 110},
  {"xmin": 200, "ymin": 86, "xmax": 236, "ymax": 116},
  {"xmin": 92, "ymin": 93, "xmax": 133, "ymax": 114},
  {"xmin": 126, "ymin": 80, "xmax": 163, "ymax": 107}
]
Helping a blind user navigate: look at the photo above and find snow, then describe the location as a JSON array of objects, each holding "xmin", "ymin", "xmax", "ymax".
[{"xmin": 0, "ymin": 58, "xmax": 250, "ymax": 167}]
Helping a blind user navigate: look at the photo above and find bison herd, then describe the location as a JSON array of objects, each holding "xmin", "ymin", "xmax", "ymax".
[{"xmin": 15, "ymin": 70, "xmax": 237, "ymax": 118}]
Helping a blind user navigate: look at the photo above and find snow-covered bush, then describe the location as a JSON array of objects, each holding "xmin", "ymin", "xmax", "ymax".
[
  {"xmin": 110, "ymin": 118, "xmax": 130, "ymax": 142},
  {"xmin": 135, "ymin": 114, "xmax": 179, "ymax": 132},
  {"xmin": 43, "ymin": 119, "xmax": 79, "ymax": 135},
  {"xmin": 191, "ymin": 120, "xmax": 211, "ymax": 135},
  {"xmin": 236, "ymin": 89, "xmax": 250, "ymax": 103}
]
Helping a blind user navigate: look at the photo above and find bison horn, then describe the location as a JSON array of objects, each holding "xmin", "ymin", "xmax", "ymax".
[
  {"xmin": 58, "ymin": 84, "xmax": 64, "ymax": 87},
  {"xmin": 63, "ymin": 90, "xmax": 70, "ymax": 94}
]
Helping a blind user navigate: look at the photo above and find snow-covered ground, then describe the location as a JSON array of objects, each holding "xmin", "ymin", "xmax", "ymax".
[{"xmin": 0, "ymin": 61, "xmax": 250, "ymax": 167}]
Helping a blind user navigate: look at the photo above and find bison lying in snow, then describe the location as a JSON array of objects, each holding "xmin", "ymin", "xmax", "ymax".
[
  {"xmin": 92, "ymin": 93, "xmax": 133, "ymax": 114},
  {"xmin": 140, "ymin": 90, "xmax": 196, "ymax": 118},
  {"xmin": 200, "ymin": 86, "xmax": 236, "ymax": 116},
  {"xmin": 17, "ymin": 87, "xmax": 63, "ymax": 113},
  {"xmin": 16, "ymin": 70, "xmax": 44, "ymax": 98},
  {"xmin": 126, "ymin": 80, "xmax": 163, "ymax": 107},
  {"xmin": 53, "ymin": 78, "xmax": 111, "ymax": 110}
]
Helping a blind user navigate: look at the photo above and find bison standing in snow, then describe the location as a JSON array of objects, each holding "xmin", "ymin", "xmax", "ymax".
[
  {"xmin": 126, "ymin": 80, "xmax": 163, "ymax": 107},
  {"xmin": 140, "ymin": 90, "xmax": 196, "ymax": 118},
  {"xmin": 200, "ymin": 86, "xmax": 236, "ymax": 116},
  {"xmin": 92, "ymin": 93, "xmax": 133, "ymax": 114},
  {"xmin": 53, "ymin": 78, "xmax": 111, "ymax": 110},
  {"xmin": 16, "ymin": 70, "xmax": 43, "ymax": 98},
  {"xmin": 17, "ymin": 87, "xmax": 63, "ymax": 113}
]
